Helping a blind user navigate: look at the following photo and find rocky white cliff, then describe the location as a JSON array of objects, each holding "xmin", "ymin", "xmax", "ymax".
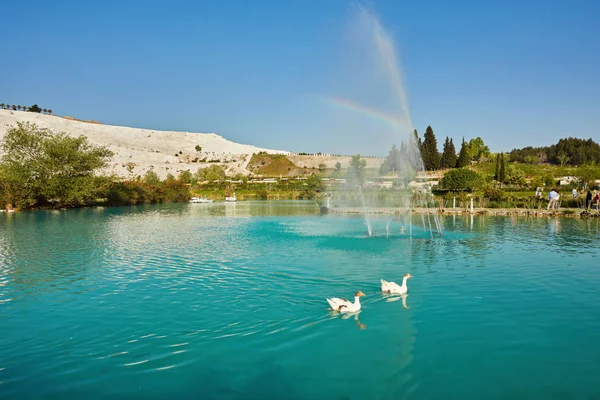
[{"xmin": 0, "ymin": 109, "xmax": 289, "ymax": 178}]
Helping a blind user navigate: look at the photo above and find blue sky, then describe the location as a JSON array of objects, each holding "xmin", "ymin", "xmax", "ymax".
[{"xmin": 1, "ymin": 0, "xmax": 599, "ymax": 155}]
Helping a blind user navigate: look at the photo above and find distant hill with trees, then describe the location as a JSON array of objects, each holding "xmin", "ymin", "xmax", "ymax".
[{"xmin": 509, "ymin": 138, "xmax": 600, "ymax": 166}]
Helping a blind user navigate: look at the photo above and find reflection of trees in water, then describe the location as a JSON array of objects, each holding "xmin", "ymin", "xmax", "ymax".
[{"xmin": 187, "ymin": 201, "xmax": 320, "ymax": 218}]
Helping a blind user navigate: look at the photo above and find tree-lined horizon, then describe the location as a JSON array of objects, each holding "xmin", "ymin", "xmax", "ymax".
[{"xmin": 0, "ymin": 103, "xmax": 53, "ymax": 114}]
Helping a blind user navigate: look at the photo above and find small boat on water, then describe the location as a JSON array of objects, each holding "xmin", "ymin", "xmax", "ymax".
[
  {"xmin": 189, "ymin": 196, "xmax": 213, "ymax": 203},
  {"xmin": 225, "ymin": 193, "xmax": 237, "ymax": 202}
]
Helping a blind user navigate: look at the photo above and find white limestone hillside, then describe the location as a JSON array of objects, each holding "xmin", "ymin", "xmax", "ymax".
[{"xmin": 0, "ymin": 109, "xmax": 289, "ymax": 178}]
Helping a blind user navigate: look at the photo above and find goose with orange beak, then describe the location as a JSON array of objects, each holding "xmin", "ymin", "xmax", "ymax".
[
  {"xmin": 381, "ymin": 274, "xmax": 413, "ymax": 295},
  {"xmin": 326, "ymin": 291, "xmax": 365, "ymax": 313}
]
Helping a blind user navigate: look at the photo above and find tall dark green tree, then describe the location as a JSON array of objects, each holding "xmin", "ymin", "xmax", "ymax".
[
  {"xmin": 421, "ymin": 126, "xmax": 440, "ymax": 170},
  {"xmin": 499, "ymin": 152, "xmax": 506, "ymax": 185},
  {"xmin": 494, "ymin": 153, "xmax": 501, "ymax": 181},
  {"xmin": 28, "ymin": 104, "xmax": 42, "ymax": 113},
  {"xmin": 440, "ymin": 137, "xmax": 457, "ymax": 169},
  {"xmin": 456, "ymin": 138, "xmax": 470, "ymax": 168}
]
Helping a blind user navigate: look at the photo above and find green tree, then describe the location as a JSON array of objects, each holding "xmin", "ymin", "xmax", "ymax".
[
  {"xmin": 348, "ymin": 154, "xmax": 367, "ymax": 185},
  {"xmin": 421, "ymin": 126, "xmax": 440, "ymax": 170},
  {"xmin": 440, "ymin": 168, "xmax": 483, "ymax": 191},
  {"xmin": 440, "ymin": 137, "xmax": 457, "ymax": 169},
  {"xmin": 494, "ymin": 153, "xmax": 501, "ymax": 181},
  {"xmin": 335, "ymin": 161, "xmax": 342, "ymax": 173},
  {"xmin": 0, "ymin": 104, "xmax": 4, "ymax": 109},
  {"xmin": 178, "ymin": 170, "xmax": 193, "ymax": 184},
  {"xmin": 466, "ymin": 137, "xmax": 490, "ymax": 161},
  {"xmin": 42, "ymin": 108, "xmax": 48, "ymax": 114},
  {"xmin": 556, "ymin": 152, "xmax": 570, "ymax": 167},
  {"xmin": 203, "ymin": 165, "xmax": 227, "ymax": 182},
  {"xmin": 125, "ymin": 162, "xmax": 137, "ymax": 177},
  {"xmin": 165, "ymin": 173, "xmax": 176, "ymax": 182},
  {"xmin": 456, "ymin": 138, "xmax": 470, "ymax": 168},
  {"xmin": 28, "ymin": 104, "xmax": 42, "ymax": 113},
  {"xmin": 505, "ymin": 165, "xmax": 526, "ymax": 186},
  {"xmin": 195, "ymin": 145, "xmax": 202, "ymax": 152},
  {"xmin": 304, "ymin": 174, "xmax": 323, "ymax": 198},
  {"xmin": 0, "ymin": 122, "xmax": 113, "ymax": 208},
  {"xmin": 11, "ymin": 105, "xmax": 17, "ymax": 111},
  {"xmin": 47, "ymin": 109, "xmax": 53, "ymax": 115},
  {"xmin": 17, "ymin": 105, "xmax": 22, "ymax": 111},
  {"xmin": 499, "ymin": 152, "xmax": 506, "ymax": 185},
  {"xmin": 318, "ymin": 163, "xmax": 326, "ymax": 173},
  {"xmin": 143, "ymin": 170, "xmax": 161, "ymax": 185},
  {"xmin": 578, "ymin": 166, "xmax": 597, "ymax": 189}
]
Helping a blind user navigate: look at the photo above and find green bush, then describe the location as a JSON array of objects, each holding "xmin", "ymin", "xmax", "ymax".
[
  {"xmin": 440, "ymin": 168, "xmax": 483, "ymax": 191},
  {"xmin": 483, "ymin": 186, "xmax": 506, "ymax": 201},
  {"xmin": 0, "ymin": 122, "xmax": 112, "ymax": 209}
]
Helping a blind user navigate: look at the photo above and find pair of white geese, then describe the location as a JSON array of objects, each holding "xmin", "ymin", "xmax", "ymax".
[{"xmin": 326, "ymin": 274, "xmax": 413, "ymax": 313}]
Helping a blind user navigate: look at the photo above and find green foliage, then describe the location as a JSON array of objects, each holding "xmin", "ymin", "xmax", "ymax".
[
  {"xmin": 318, "ymin": 163, "xmax": 326, "ymax": 172},
  {"xmin": 483, "ymin": 186, "xmax": 506, "ymax": 201},
  {"xmin": 421, "ymin": 125, "xmax": 440, "ymax": 170},
  {"xmin": 106, "ymin": 180, "xmax": 190, "ymax": 205},
  {"xmin": 143, "ymin": 170, "xmax": 161, "ymax": 185},
  {"xmin": 456, "ymin": 138, "xmax": 470, "ymax": 168},
  {"xmin": 233, "ymin": 173, "xmax": 248, "ymax": 183},
  {"xmin": 204, "ymin": 165, "xmax": 227, "ymax": 181},
  {"xmin": 440, "ymin": 137, "xmax": 457, "ymax": 169},
  {"xmin": 335, "ymin": 162, "xmax": 342, "ymax": 173},
  {"xmin": 0, "ymin": 122, "xmax": 113, "ymax": 208},
  {"xmin": 577, "ymin": 166, "xmax": 598, "ymax": 188},
  {"xmin": 256, "ymin": 188, "xmax": 269, "ymax": 199},
  {"xmin": 499, "ymin": 152, "xmax": 506, "ymax": 184},
  {"xmin": 302, "ymin": 174, "xmax": 323, "ymax": 199},
  {"xmin": 195, "ymin": 145, "xmax": 202, "ymax": 152},
  {"xmin": 466, "ymin": 137, "xmax": 490, "ymax": 161},
  {"xmin": 556, "ymin": 152, "xmax": 570, "ymax": 166},
  {"xmin": 494, "ymin": 153, "xmax": 500, "ymax": 181},
  {"xmin": 505, "ymin": 165, "xmax": 526, "ymax": 186},
  {"xmin": 178, "ymin": 170, "xmax": 193, "ymax": 184},
  {"xmin": 348, "ymin": 154, "xmax": 367, "ymax": 185},
  {"xmin": 510, "ymin": 137, "xmax": 600, "ymax": 166},
  {"xmin": 28, "ymin": 104, "xmax": 42, "ymax": 113},
  {"xmin": 440, "ymin": 168, "xmax": 482, "ymax": 191}
]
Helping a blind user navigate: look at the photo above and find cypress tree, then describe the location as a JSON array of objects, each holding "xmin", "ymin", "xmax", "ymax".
[
  {"xmin": 440, "ymin": 137, "xmax": 457, "ymax": 169},
  {"xmin": 494, "ymin": 153, "xmax": 501, "ymax": 181},
  {"xmin": 499, "ymin": 152, "xmax": 506, "ymax": 184},
  {"xmin": 456, "ymin": 137, "xmax": 470, "ymax": 168},
  {"xmin": 421, "ymin": 125, "xmax": 440, "ymax": 170}
]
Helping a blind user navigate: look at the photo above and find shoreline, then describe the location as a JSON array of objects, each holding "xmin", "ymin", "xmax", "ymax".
[
  {"xmin": 326, "ymin": 206, "xmax": 600, "ymax": 219},
  {"xmin": 2, "ymin": 201, "xmax": 600, "ymax": 219}
]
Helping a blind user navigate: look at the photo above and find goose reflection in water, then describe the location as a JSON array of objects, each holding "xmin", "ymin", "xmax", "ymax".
[
  {"xmin": 329, "ymin": 310, "xmax": 366, "ymax": 330},
  {"xmin": 382, "ymin": 293, "xmax": 410, "ymax": 309}
]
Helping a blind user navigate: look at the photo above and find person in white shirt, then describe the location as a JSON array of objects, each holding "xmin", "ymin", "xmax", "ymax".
[{"xmin": 547, "ymin": 189, "xmax": 559, "ymax": 210}]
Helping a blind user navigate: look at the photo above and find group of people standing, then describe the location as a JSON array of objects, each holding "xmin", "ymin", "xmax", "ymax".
[
  {"xmin": 586, "ymin": 190, "xmax": 600, "ymax": 209},
  {"xmin": 537, "ymin": 187, "xmax": 600, "ymax": 210}
]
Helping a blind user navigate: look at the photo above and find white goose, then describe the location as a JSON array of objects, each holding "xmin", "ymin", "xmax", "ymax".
[
  {"xmin": 326, "ymin": 291, "xmax": 365, "ymax": 313},
  {"xmin": 381, "ymin": 274, "xmax": 413, "ymax": 295}
]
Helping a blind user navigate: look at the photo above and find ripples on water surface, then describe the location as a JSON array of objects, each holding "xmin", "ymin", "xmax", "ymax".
[{"xmin": 1, "ymin": 202, "xmax": 600, "ymax": 399}]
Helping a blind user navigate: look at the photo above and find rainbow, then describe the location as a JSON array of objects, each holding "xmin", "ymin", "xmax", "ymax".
[{"xmin": 320, "ymin": 96, "xmax": 406, "ymax": 130}]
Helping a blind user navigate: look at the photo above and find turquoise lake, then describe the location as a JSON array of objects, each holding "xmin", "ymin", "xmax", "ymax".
[{"xmin": 1, "ymin": 201, "xmax": 600, "ymax": 399}]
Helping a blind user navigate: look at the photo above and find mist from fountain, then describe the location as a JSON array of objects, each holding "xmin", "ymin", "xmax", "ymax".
[{"xmin": 328, "ymin": 4, "xmax": 441, "ymax": 238}]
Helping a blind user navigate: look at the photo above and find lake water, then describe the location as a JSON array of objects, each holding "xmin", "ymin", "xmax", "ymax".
[{"xmin": 1, "ymin": 202, "xmax": 600, "ymax": 399}]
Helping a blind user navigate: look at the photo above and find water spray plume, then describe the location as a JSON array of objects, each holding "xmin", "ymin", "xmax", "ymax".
[{"xmin": 323, "ymin": 3, "xmax": 441, "ymax": 238}]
